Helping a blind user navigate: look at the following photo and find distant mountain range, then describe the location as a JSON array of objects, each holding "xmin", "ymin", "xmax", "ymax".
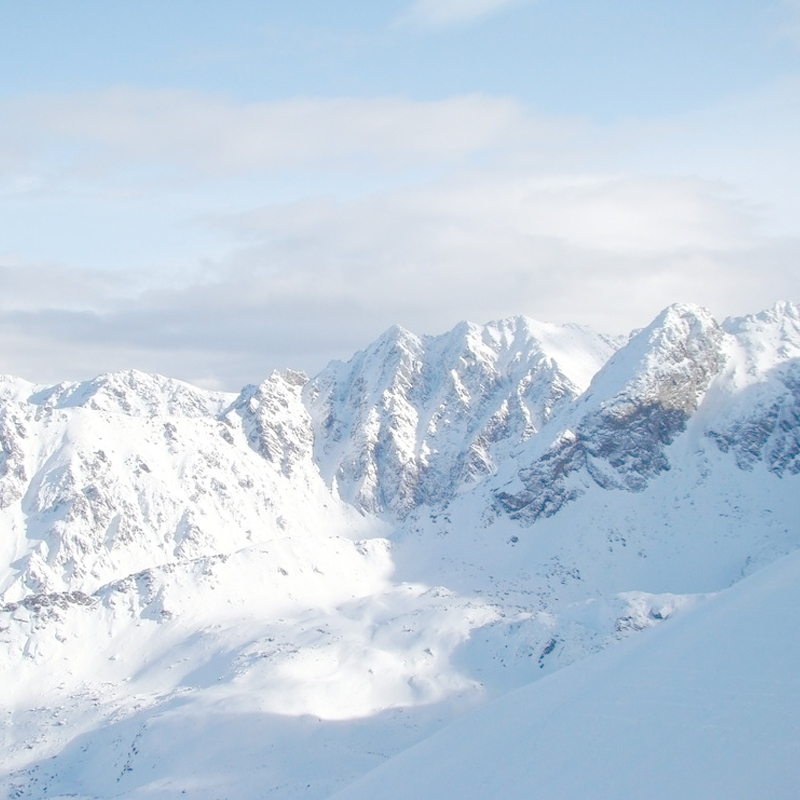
[{"xmin": 2, "ymin": 301, "xmax": 799, "ymax": 799}]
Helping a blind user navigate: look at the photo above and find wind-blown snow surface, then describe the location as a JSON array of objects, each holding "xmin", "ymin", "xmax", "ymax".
[{"xmin": 1, "ymin": 304, "xmax": 799, "ymax": 799}]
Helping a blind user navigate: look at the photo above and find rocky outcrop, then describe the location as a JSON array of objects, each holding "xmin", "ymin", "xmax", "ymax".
[
  {"xmin": 228, "ymin": 369, "xmax": 314, "ymax": 477},
  {"xmin": 708, "ymin": 302, "xmax": 800, "ymax": 475},
  {"xmin": 496, "ymin": 304, "xmax": 726, "ymax": 522},
  {"xmin": 305, "ymin": 317, "xmax": 619, "ymax": 517},
  {"xmin": 0, "ymin": 369, "xmax": 351, "ymax": 602}
]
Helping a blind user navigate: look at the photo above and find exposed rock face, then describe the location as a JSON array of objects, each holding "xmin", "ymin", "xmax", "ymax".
[
  {"xmin": 496, "ymin": 305, "xmax": 728, "ymax": 522},
  {"xmin": 305, "ymin": 317, "xmax": 619, "ymax": 517},
  {"xmin": 0, "ymin": 369, "xmax": 358, "ymax": 602},
  {"xmin": 0, "ymin": 404, "xmax": 28, "ymax": 508},
  {"xmin": 708, "ymin": 302, "xmax": 800, "ymax": 476},
  {"xmin": 228, "ymin": 369, "xmax": 314, "ymax": 477}
]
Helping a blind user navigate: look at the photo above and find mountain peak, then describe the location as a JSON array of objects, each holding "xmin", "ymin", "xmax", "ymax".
[
  {"xmin": 496, "ymin": 304, "xmax": 726, "ymax": 521},
  {"xmin": 26, "ymin": 369, "xmax": 233, "ymax": 418},
  {"xmin": 723, "ymin": 300, "xmax": 800, "ymax": 351},
  {"xmin": 307, "ymin": 314, "xmax": 619, "ymax": 517}
]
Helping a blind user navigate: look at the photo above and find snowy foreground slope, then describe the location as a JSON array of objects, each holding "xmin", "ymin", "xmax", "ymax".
[
  {"xmin": 330, "ymin": 546, "xmax": 800, "ymax": 800},
  {"xmin": 0, "ymin": 303, "xmax": 799, "ymax": 799}
]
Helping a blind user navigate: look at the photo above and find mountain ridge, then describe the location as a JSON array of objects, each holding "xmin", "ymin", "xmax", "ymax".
[{"xmin": 1, "ymin": 301, "xmax": 799, "ymax": 800}]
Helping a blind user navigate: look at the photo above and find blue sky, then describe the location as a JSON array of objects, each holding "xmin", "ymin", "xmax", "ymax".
[{"xmin": 1, "ymin": 0, "xmax": 799, "ymax": 387}]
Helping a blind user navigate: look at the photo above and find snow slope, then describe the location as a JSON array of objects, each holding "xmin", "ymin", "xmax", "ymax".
[{"xmin": 328, "ymin": 545, "xmax": 800, "ymax": 800}]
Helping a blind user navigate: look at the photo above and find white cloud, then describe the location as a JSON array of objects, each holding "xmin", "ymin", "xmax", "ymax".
[
  {"xmin": 2, "ymin": 167, "xmax": 794, "ymax": 390},
  {"xmin": 401, "ymin": 0, "xmax": 524, "ymax": 27},
  {"xmin": 1, "ymin": 81, "xmax": 799, "ymax": 389},
  {"xmin": 0, "ymin": 89, "xmax": 532, "ymax": 184},
  {"xmin": 199, "ymin": 169, "xmax": 776, "ymax": 332}
]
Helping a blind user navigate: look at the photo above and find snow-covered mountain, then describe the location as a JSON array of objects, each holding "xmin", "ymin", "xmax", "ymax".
[
  {"xmin": 496, "ymin": 302, "xmax": 800, "ymax": 522},
  {"xmin": 304, "ymin": 317, "xmax": 619, "ymax": 516},
  {"xmin": 1, "ymin": 302, "xmax": 798, "ymax": 799},
  {"xmin": 0, "ymin": 368, "xmax": 377, "ymax": 603}
]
